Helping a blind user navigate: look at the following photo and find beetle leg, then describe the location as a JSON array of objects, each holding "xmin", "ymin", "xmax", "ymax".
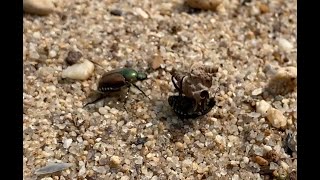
[
  {"xmin": 172, "ymin": 75, "xmax": 187, "ymax": 96},
  {"xmin": 83, "ymin": 93, "xmax": 107, "ymax": 108},
  {"xmin": 122, "ymin": 86, "xmax": 130, "ymax": 112},
  {"xmin": 130, "ymin": 83, "xmax": 150, "ymax": 100},
  {"xmin": 171, "ymin": 76, "xmax": 185, "ymax": 96}
]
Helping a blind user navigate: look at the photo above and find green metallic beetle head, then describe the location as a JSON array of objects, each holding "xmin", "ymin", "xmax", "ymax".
[{"xmin": 137, "ymin": 72, "xmax": 147, "ymax": 80}]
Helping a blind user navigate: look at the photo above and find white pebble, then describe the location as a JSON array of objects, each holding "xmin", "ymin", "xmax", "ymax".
[
  {"xmin": 278, "ymin": 38, "xmax": 293, "ymax": 52},
  {"xmin": 46, "ymin": 85, "xmax": 56, "ymax": 92},
  {"xmin": 182, "ymin": 159, "xmax": 193, "ymax": 167},
  {"xmin": 145, "ymin": 122, "xmax": 153, "ymax": 127},
  {"xmin": 205, "ymin": 131, "xmax": 214, "ymax": 137},
  {"xmin": 63, "ymin": 139, "xmax": 72, "ymax": 149},
  {"xmin": 61, "ymin": 60, "xmax": 94, "ymax": 80},
  {"xmin": 232, "ymin": 174, "xmax": 240, "ymax": 180},
  {"xmin": 78, "ymin": 161, "xmax": 86, "ymax": 176},
  {"xmin": 77, "ymin": 137, "xmax": 83, "ymax": 143},
  {"xmin": 252, "ymin": 88, "xmax": 263, "ymax": 96},
  {"xmin": 242, "ymin": 157, "xmax": 249, "ymax": 164},
  {"xmin": 215, "ymin": 135, "xmax": 226, "ymax": 147},
  {"xmin": 49, "ymin": 50, "xmax": 57, "ymax": 58},
  {"xmin": 110, "ymin": 108, "xmax": 119, "ymax": 115},
  {"xmin": 135, "ymin": 156, "xmax": 144, "ymax": 165},
  {"xmin": 98, "ymin": 107, "xmax": 108, "ymax": 115},
  {"xmin": 120, "ymin": 176, "xmax": 130, "ymax": 180},
  {"xmin": 269, "ymin": 162, "xmax": 279, "ymax": 170},
  {"xmin": 252, "ymin": 145, "xmax": 264, "ymax": 156},
  {"xmin": 23, "ymin": 0, "xmax": 55, "ymax": 15},
  {"xmin": 151, "ymin": 176, "xmax": 158, "ymax": 180},
  {"xmin": 93, "ymin": 166, "xmax": 106, "ymax": 174},
  {"xmin": 29, "ymin": 50, "xmax": 40, "ymax": 59},
  {"xmin": 256, "ymin": 100, "xmax": 271, "ymax": 117},
  {"xmin": 280, "ymin": 161, "xmax": 289, "ymax": 171},
  {"xmin": 33, "ymin": 31, "xmax": 41, "ymax": 39},
  {"xmin": 263, "ymin": 145, "xmax": 272, "ymax": 152},
  {"xmin": 267, "ymin": 108, "xmax": 287, "ymax": 129},
  {"xmin": 135, "ymin": 7, "xmax": 149, "ymax": 18},
  {"xmin": 247, "ymin": 112, "xmax": 261, "ymax": 118}
]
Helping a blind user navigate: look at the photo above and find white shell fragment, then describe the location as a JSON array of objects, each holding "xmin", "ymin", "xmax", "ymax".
[
  {"xmin": 34, "ymin": 163, "xmax": 73, "ymax": 175},
  {"xmin": 61, "ymin": 60, "xmax": 94, "ymax": 80}
]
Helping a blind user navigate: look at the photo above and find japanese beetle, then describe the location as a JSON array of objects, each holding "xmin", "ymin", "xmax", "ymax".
[
  {"xmin": 84, "ymin": 68, "xmax": 150, "ymax": 108},
  {"xmin": 168, "ymin": 95, "xmax": 216, "ymax": 119}
]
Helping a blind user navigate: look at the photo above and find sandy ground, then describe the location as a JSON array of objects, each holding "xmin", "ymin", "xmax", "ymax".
[{"xmin": 23, "ymin": 0, "xmax": 297, "ymax": 179}]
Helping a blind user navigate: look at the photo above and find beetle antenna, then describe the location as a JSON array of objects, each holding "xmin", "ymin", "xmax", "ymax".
[
  {"xmin": 130, "ymin": 83, "xmax": 151, "ymax": 100},
  {"xmin": 88, "ymin": 60, "xmax": 105, "ymax": 71}
]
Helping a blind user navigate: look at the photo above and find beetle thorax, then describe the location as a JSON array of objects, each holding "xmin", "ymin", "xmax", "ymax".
[{"xmin": 122, "ymin": 69, "xmax": 138, "ymax": 83}]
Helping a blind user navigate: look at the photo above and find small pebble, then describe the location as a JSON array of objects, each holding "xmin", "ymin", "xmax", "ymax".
[
  {"xmin": 280, "ymin": 161, "xmax": 289, "ymax": 171},
  {"xmin": 256, "ymin": 100, "xmax": 271, "ymax": 117},
  {"xmin": 252, "ymin": 88, "xmax": 263, "ymax": 96},
  {"xmin": 49, "ymin": 50, "xmax": 57, "ymax": 58},
  {"xmin": 98, "ymin": 107, "xmax": 108, "ymax": 115},
  {"xmin": 61, "ymin": 60, "xmax": 94, "ymax": 80},
  {"xmin": 135, "ymin": 7, "xmax": 149, "ymax": 18},
  {"xmin": 151, "ymin": 55, "xmax": 164, "ymax": 70},
  {"xmin": 78, "ymin": 161, "xmax": 86, "ymax": 176},
  {"xmin": 263, "ymin": 145, "xmax": 272, "ymax": 152},
  {"xmin": 63, "ymin": 139, "xmax": 72, "ymax": 149},
  {"xmin": 259, "ymin": 3, "xmax": 269, "ymax": 14},
  {"xmin": 93, "ymin": 166, "xmax": 106, "ymax": 174},
  {"xmin": 110, "ymin": 9, "xmax": 122, "ymax": 16},
  {"xmin": 120, "ymin": 176, "xmax": 130, "ymax": 180},
  {"xmin": 254, "ymin": 156, "xmax": 269, "ymax": 166},
  {"xmin": 232, "ymin": 174, "xmax": 239, "ymax": 180},
  {"xmin": 266, "ymin": 108, "xmax": 287, "ymax": 129},
  {"xmin": 135, "ymin": 156, "xmax": 143, "ymax": 165},
  {"xmin": 32, "ymin": 32, "xmax": 41, "ymax": 39},
  {"xmin": 183, "ymin": 135, "xmax": 191, "ymax": 144},
  {"xmin": 278, "ymin": 38, "xmax": 294, "ymax": 52},
  {"xmin": 185, "ymin": 0, "xmax": 222, "ymax": 11},
  {"xmin": 110, "ymin": 155, "xmax": 121, "ymax": 166},
  {"xmin": 269, "ymin": 162, "xmax": 279, "ymax": 170},
  {"xmin": 273, "ymin": 167, "xmax": 288, "ymax": 179},
  {"xmin": 265, "ymin": 150, "xmax": 279, "ymax": 162},
  {"xmin": 23, "ymin": 0, "xmax": 55, "ymax": 15},
  {"xmin": 242, "ymin": 157, "xmax": 249, "ymax": 164},
  {"xmin": 34, "ymin": 163, "xmax": 72, "ymax": 175},
  {"xmin": 205, "ymin": 131, "xmax": 214, "ymax": 137},
  {"xmin": 175, "ymin": 142, "xmax": 184, "ymax": 151},
  {"xmin": 65, "ymin": 50, "xmax": 82, "ymax": 65}
]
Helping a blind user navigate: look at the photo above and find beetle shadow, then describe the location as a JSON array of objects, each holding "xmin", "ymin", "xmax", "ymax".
[
  {"xmin": 155, "ymin": 99, "xmax": 203, "ymax": 143},
  {"xmin": 82, "ymin": 91, "xmax": 127, "ymax": 112}
]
